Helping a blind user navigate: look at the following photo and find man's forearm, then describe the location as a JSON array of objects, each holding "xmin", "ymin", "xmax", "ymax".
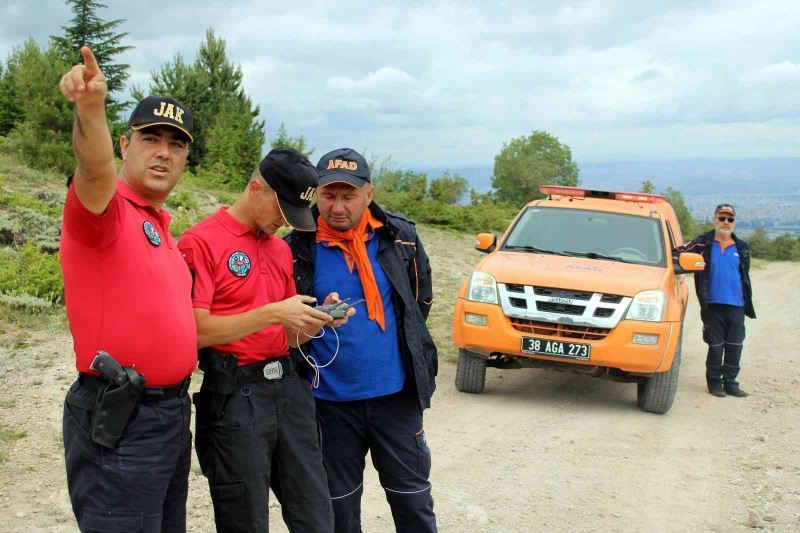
[
  {"xmin": 73, "ymin": 101, "xmax": 116, "ymax": 182},
  {"xmin": 195, "ymin": 306, "xmax": 282, "ymax": 348}
]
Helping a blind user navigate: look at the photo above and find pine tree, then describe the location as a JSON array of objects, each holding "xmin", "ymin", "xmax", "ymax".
[
  {"xmin": 0, "ymin": 62, "xmax": 23, "ymax": 136},
  {"xmin": 3, "ymin": 40, "xmax": 74, "ymax": 173},
  {"xmin": 140, "ymin": 29, "xmax": 265, "ymax": 180},
  {"xmin": 271, "ymin": 123, "xmax": 314, "ymax": 159},
  {"xmin": 50, "ymin": 0, "xmax": 132, "ymax": 121}
]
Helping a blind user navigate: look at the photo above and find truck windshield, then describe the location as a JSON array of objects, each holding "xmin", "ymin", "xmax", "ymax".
[{"xmin": 502, "ymin": 207, "xmax": 665, "ymax": 267}]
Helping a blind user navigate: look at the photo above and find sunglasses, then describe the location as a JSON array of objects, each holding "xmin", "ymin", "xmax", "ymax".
[{"xmin": 717, "ymin": 216, "xmax": 735, "ymax": 223}]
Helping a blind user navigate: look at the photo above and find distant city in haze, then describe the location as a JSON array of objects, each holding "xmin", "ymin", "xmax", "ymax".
[{"xmin": 413, "ymin": 157, "xmax": 800, "ymax": 237}]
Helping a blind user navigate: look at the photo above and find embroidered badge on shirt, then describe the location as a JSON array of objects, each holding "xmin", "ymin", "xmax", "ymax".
[
  {"xmin": 228, "ymin": 251, "xmax": 251, "ymax": 277},
  {"xmin": 142, "ymin": 221, "xmax": 162, "ymax": 246}
]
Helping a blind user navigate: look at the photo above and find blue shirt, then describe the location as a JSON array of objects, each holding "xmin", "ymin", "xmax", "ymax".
[
  {"xmin": 310, "ymin": 233, "xmax": 405, "ymax": 401},
  {"xmin": 708, "ymin": 239, "xmax": 744, "ymax": 307}
]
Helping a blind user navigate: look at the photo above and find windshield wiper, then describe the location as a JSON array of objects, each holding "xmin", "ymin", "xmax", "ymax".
[
  {"xmin": 504, "ymin": 245, "xmax": 569, "ymax": 256},
  {"xmin": 562, "ymin": 250, "xmax": 634, "ymax": 263}
]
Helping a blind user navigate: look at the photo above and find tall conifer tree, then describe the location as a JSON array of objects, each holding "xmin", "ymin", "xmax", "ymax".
[{"xmin": 51, "ymin": 0, "xmax": 132, "ymax": 121}]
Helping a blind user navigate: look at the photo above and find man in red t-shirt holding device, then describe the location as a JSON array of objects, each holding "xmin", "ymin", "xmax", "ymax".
[
  {"xmin": 59, "ymin": 47, "xmax": 198, "ymax": 531},
  {"xmin": 178, "ymin": 148, "xmax": 352, "ymax": 532}
]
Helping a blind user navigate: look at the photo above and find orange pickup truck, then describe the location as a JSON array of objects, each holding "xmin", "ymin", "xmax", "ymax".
[{"xmin": 453, "ymin": 186, "xmax": 705, "ymax": 414}]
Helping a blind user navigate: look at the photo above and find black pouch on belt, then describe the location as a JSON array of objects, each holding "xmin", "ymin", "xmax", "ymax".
[
  {"xmin": 199, "ymin": 350, "xmax": 238, "ymax": 419},
  {"xmin": 90, "ymin": 367, "xmax": 145, "ymax": 448}
]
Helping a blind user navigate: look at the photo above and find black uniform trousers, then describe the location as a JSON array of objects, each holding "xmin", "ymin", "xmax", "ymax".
[
  {"xmin": 316, "ymin": 390, "xmax": 437, "ymax": 533},
  {"xmin": 63, "ymin": 379, "xmax": 192, "ymax": 532},
  {"xmin": 701, "ymin": 303, "xmax": 746, "ymax": 389},
  {"xmin": 194, "ymin": 362, "xmax": 333, "ymax": 533}
]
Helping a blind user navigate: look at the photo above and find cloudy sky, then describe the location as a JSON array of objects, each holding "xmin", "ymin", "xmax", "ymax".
[{"xmin": 2, "ymin": 0, "xmax": 799, "ymax": 169}]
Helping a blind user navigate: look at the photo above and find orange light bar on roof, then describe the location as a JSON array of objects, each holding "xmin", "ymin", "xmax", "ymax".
[
  {"xmin": 539, "ymin": 185, "xmax": 586, "ymax": 197},
  {"xmin": 614, "ymin": 191, "xmax": 665, "ymax": 203},
  {"xmin": 539, "ymin": 185, "xmax": 664, "ymax": 203}
]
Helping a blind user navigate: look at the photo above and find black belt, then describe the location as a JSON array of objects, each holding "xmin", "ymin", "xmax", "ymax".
[
  {"xmin": 68, "ymin": 374, "xmax": 191, "ymax": 411},
  {"xmin": 235, "ymin": 356, "xmax": 294, "ymax": 385}
]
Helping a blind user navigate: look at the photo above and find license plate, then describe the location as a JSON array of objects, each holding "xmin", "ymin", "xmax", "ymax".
[{"xmin": 521, "ymin": 337, "xmax": 591, "ymax": 360}]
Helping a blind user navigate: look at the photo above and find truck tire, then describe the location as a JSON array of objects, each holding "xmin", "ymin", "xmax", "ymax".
[
  {"xmin": 455, "ymin": 348, "xmax": 487, "ymax": 394},
  {"xmin": 637, "ymin": 332, "xmax": 681, "ymax": 414}
]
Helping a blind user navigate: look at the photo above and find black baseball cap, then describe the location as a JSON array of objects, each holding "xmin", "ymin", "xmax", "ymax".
[
  {"xmin": 258, "ymin": 148, "xmax": 319, "ymax": 231},
  {"xmin": 128, "ymin": 96, "xmax": 193, "ymax": 142},
  {"xmin": 714, "ymin": 203, "xmax": 736, "ymax": 216},
  {"xmin": 316, "ymin": 148, "xmax": 370, "ymax": 188}
]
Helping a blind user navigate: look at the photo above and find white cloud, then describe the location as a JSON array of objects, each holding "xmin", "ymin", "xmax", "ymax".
[{"xmin": 2, "ymin": 0, "xmax": 799, "ymax": 166}]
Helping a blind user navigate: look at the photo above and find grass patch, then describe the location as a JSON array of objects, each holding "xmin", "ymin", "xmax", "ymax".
[{"xmin": 0, "ymin": 422, "xmax": 27, "ymax": 463}]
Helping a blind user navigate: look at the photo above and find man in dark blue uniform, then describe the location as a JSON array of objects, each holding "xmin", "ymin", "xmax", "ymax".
[
  {"xmin": 681, "ymin": 204, "xmax": 756, "ymax": 397},
  {"xmin": 285, "ymin": 148, "xmax": 438, "ymax": 533}
]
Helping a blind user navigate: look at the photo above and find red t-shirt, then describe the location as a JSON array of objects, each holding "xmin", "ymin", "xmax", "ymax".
[
  {"xmin": 177, "ymin": 207, "xmax": 296, "ymax": 365},
  {"xmin": 59, "ymin": 180, "xmax": 197, "ymax": 387}
]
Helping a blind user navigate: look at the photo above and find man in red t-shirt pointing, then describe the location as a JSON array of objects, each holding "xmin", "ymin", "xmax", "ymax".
[
  {"xmin": 178, "ymin": 148, "xmax": 351, "ymax": 532},
  {"xmin": 59, "ymin": 47, "xmax": 197, "ymax": 531}
]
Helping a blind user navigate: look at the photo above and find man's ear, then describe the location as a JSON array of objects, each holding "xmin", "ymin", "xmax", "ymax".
[
  {"xmin": 366, "ymin": 185, "xmax": 375, "ymax": 203},
  {"xmin": 119, "ymin": 135, "xmax": 129, "ymax": 161}
]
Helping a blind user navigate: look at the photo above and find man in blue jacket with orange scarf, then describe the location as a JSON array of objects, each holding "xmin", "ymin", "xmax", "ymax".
[{"xmin": 285, "ymin": 148, "xmax": 438, "ymax": 533}]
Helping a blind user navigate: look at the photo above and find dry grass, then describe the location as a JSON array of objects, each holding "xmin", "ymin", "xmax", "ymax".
[{"xmin": 416, "ymin": 225, "xmax": 484, "ymax": 363}]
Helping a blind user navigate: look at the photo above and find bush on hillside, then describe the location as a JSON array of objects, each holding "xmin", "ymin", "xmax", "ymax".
[{"xmin": 0, "ymin": 244, "xmax": 63, "ymax": 303}]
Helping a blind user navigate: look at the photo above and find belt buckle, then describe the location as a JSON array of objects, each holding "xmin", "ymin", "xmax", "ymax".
[{"xmin": 263, "ymin": 361, "xmax": 283, "ymax": 380}]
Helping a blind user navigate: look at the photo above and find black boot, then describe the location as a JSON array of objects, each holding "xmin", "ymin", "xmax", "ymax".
[
  {"xmin": 708, "ymin": 383, "xmax": 727, "ymax": 397},
  {"xmin": 724, "ymin": 386, "xmax": 749, "ymax": 397}
]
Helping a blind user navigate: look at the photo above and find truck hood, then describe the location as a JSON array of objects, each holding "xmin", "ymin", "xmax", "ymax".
[{"xmin": 479, "ymin": 251, "xmax": 665, "ymax": 297}]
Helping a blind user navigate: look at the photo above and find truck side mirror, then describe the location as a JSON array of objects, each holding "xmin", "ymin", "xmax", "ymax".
[
  {"xmin": 474, "ymin": 233, "xmax": 497, "ymax": 254},
  {"xmin": 674, "ymin": 252, "xmax": 705, "ymax": 274}
]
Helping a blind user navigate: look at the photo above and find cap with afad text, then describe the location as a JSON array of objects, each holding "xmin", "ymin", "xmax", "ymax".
[
  {"xmin": 714, "ymin": 203, "xmax": 736, "ymax": 216},
  {"xmin": 128, "ymin": 96, "xmax": 193, "ymax": 142},
  {"xmin": 316, "ymin": 148, "xmax": 370, "ymax": 188},
  {"xmin": 259, "ymin": 148, "xmax": 319, "ymax": 231}
]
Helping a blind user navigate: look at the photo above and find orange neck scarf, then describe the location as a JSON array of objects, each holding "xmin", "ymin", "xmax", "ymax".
[{"xmin": 316, "ymin": 210, "xmax": 386, "ymax": 331}]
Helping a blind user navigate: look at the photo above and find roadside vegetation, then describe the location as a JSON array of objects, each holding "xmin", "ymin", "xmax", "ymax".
[{"xmin": 1, "ymin": 0, "xmax": 799, "ymax": 338}]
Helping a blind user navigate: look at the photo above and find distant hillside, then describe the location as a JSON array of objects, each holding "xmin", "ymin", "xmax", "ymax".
[{"xmin": 413, "ymin": 157, "xmax": 800, "ymax": 195}]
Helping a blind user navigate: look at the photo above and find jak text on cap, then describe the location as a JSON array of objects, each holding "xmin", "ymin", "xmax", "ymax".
[{"xmin": 128, "ymin": 96, "xmax": 193, "ymax": 142}]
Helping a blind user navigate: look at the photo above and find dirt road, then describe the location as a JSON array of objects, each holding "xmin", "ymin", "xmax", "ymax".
[{"xmin": 1, "ymin": 262, "xmax": 798, "ymax": 532}]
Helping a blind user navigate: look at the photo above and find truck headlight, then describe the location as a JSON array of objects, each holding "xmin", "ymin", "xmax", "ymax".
[
  {"xmin": 626, "ymin": 290, "xmax": 665, "ymax": 322},
  {"xmin": 467, "ymin": 271, "xmax": 498, "ymax": 304}
]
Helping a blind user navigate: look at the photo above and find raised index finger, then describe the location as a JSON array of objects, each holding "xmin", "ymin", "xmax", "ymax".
[{"xmin": 80, "ymin": 46, "xmax": 99, "ymax": 74}]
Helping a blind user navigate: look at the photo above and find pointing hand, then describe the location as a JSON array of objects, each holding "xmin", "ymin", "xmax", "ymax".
[{"xmin": 59, "ymin": 46, "xmax": 108, "ymax": 103}]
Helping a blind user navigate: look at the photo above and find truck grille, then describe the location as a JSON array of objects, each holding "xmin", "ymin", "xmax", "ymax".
[
  {"xmin": 498, "ymin": 283, "xmax": 632, "ymax": 329},
  {"xmin": 536, "ymin": 302, "xmax": 584, "ymax": 315},
  {"xmin": 509, "ymin": 318, "xmax": 610, "ymax": 340}
]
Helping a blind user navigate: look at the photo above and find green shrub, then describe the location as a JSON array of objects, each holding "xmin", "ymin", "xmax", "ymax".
[
  {"xmin": 166, "ymin": 189, "xmax": 200, "ymax": 212},
  {"xmin": 0, "ymin": 208, "xmax": 60, "ymax": 251},
  {"xmin": 0, "ymin": 292, "xmax": 53, "ymax": 311},
  {"xmin": 0, "ymin": 243, "xmax": 63, "ymax": 303}
]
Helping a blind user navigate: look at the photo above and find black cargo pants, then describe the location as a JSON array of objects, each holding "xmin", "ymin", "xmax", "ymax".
[
  {"xmin": 63, "ymin": 378, "xmax": 192, "ymax": 532},
  {"xmin": 315, "ymin": 390, "xmax": 437, "ymax": 533},
  {"xmin": 701, "ymin": 304, "xmax": 746, "ymax": 389},
  {"xmin": 194, "ymin": 358, "xmax": 333, "ymax": 533}
]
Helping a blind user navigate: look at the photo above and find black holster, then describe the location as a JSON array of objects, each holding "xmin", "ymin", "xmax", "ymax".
[
  {"xmin": 198, "ymin": 349, "xmax": 238, "ymax": 419},
  {"xmin": 90, "ymin": 367, "xmax": 145, "ymax": 448}
]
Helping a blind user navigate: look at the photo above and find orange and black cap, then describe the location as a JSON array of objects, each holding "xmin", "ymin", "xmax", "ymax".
[{"xmin": 316, "ymin": 148, "xmax": 370, "ymax": 188}]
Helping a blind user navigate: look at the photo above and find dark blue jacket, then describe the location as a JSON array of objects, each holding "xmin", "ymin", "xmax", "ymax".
[
  {"xmin": 284, "ymin": 203, "xmax": 438, "ymax": 410},
  {"xmin": 679, "ymin": 230, "xmax": 756, "ymax": 319}
]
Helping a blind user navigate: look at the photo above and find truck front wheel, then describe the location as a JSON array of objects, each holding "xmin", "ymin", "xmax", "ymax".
[
  {"xmin": 455, "ymin": 349, "xmax": 487, "ymax": 394},
  {"xmin": 637, "ymin": 332, "xmax": 681, "ymax": 414}
]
